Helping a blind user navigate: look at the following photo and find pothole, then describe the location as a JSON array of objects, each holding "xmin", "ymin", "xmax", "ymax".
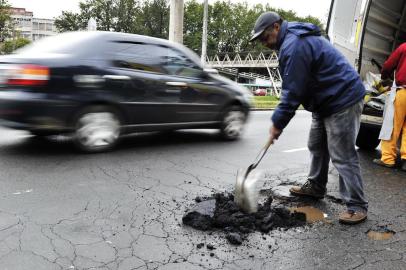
[
  {"xmin": 367, "ymin": 226, "xmax": 396, "ymax": 240},
  {"xmin": 182, "ymin": 193, "xmax": 307, "ymax": 245},
  {"xmin": 289, "ymin": 206, "xmax": 327, "ymax": 223}
]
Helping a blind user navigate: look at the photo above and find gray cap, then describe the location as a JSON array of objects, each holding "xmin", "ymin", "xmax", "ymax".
[{"xmin": 250, "ymin": 12, "xmax": 281, "ymax": 42}]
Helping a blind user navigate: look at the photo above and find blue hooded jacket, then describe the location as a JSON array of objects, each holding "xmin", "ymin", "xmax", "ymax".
[{"xmin": 271, "ymin": 21, "xmax": 366, "ymax": 130}]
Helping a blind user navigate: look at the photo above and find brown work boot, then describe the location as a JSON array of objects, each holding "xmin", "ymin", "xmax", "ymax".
[
  {"xmin": 339, "ymin": 210, "xmax": 367, "ymax": 225},
  {"xmin": 373, "ymin": 159, "xmax": 395, "ymax": 168},
  {"xmin": 289, "ymin": 180, "xmax": 326, "ymax": 199}
]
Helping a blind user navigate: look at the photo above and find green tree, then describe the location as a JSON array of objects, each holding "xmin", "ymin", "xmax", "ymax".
[
  {"xmin": 54, "ymin": 11, "xmax": 84, "ymax": 32},
  {"xmin": 182, "ymin": 1, "xmax": 323, "ymax": 55},
  {"xmin": 1, "ymin": 37, "xmax": 30, "ymax": 54},
  {"xmin": 55, "ymin": 0, "xmax": 168, "ymax": 36},
  {"xmin": 183, "ymin": 0, "xmax": 203, "ymax": 54},
  {"xmin": 136, "ymin": 0, "xmax": 169, "ymax": 38},
  {"xmin": 0, "ymin": 0, "xmax": 12, "ymax": 42},
  {"xmin": 55, "ymin": 0, "xmax": 114, "ymax": 32},
  {"xmin": 54, "ymin": 0, "xmax": 96, "ymax": 32},
  {"xmin": 54, "ymin": 0, "xmax": 324, "ymax": 55},
  {"xmin": 88, "ymin": 0, "xmax": 115, "ymax": 31},
  {"xmin": 114, "ymin": 0, "xmax": 140, "ymax": 33}
]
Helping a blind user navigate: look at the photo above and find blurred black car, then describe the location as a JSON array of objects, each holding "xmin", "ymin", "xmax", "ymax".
[{"xmin": 0, "ymin": 31, "xmax": 252, "ymax": 152}]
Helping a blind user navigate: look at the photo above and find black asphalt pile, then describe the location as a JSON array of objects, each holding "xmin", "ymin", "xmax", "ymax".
[{"xmin": 183, "ymin": 193, "xmax": 306, "ymax": 245}]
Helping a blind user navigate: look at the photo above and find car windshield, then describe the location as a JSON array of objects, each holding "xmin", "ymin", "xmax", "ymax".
[{"xmin": 16, "ymin": 32, "xmax": 100, "ymax": 55}]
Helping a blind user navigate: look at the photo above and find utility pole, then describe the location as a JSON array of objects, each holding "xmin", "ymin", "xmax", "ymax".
[
  {"xmin": 201, "ymin": 0, "xmax": 208, "ymax": 65},
  {"xmin": 169, "ymin": 0, "xmax": 184, "ymax": 44}
]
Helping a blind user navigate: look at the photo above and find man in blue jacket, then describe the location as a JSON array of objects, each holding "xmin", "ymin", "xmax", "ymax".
[{"xmin": 250, "ymin": 12, "xmax": 368, "ymax": 224}]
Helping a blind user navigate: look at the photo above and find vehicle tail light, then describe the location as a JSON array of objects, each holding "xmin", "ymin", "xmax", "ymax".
[{"xmin": 6, "ymin": 65, "xmax": 50, "ymax": 86}]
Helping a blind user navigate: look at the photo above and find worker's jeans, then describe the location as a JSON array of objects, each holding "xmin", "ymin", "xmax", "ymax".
[{"xmin": 307, "ymin": 100, "xmax": 368, "ymax": 213}]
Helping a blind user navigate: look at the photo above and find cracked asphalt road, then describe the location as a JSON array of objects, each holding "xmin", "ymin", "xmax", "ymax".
[{"xmin": 0, "ymin": 111, "xmax": 404, "ymax": 270}]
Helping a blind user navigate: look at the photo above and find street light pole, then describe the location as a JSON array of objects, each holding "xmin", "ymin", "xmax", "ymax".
[
  {"xmin": 169, "ymin": 0, "xmax": 184, "ymax": 44},
  {"xmin": 201, "ymin": 0, "xmax": 208, "ymax": 65}
]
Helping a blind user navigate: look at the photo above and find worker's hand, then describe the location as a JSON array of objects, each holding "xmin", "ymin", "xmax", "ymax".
[{"xmin": 269, "ymin": 125, "xmax": 282, "ymax": 145}]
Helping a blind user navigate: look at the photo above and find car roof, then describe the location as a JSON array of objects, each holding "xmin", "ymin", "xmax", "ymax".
[{"xmin": 71, "ymin": 31, "xmax": 203, "ymax": 67}]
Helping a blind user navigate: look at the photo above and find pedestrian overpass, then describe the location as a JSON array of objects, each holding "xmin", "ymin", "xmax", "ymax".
[{"xmin": 206, "ymin": 51, "xmax": 282, "ymax": 96}]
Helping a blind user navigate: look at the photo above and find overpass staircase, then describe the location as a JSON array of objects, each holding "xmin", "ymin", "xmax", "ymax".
[{"xmin": 206, "ymin": 51, "xmax": 283, "ymax": 96}]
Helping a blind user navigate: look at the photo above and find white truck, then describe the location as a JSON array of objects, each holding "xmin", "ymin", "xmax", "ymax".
[{"xmin": 328, "ymin": 0, "xmax": 405, "ymax": 149}]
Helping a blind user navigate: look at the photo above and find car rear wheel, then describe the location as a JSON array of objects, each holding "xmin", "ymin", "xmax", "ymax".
[
  {"xmin": 356, "ymin": 123, "xmax": 380, "ymax": 150},
  {"xmin": 73, "ymin": 106, "xmax": 121, "ymax": 153},
  {"xmin": 220, "ymin": 106, "xmax": 247, "ymax": 140}
]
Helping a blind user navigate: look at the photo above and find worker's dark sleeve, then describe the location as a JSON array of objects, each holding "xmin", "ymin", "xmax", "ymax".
[
  {"xmin": 271, "ymin": 40, "xmax": 311, "ymax": 130},
  {"xmin": 381, "ymin": 44, "xmax": 405, "ymax": 79}
]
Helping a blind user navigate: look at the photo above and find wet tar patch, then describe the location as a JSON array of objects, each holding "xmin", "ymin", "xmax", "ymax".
[
  {"xmin": 367, "ymin": 225, "xmax": 396, "ymax": 240},
  {"xmin": 182, "ymin": 193, "xmax": 306, "ymax": 245}
]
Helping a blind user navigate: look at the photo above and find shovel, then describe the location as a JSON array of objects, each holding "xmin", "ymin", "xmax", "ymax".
[{"xmin": 235, "ymin": 137, "xmax": 272, "ymax": 213}]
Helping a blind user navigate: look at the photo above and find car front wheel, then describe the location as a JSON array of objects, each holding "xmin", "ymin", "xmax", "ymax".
[
  {"xmin": 220, "ymin": 106, "xmax": 247, "ymax": 140},
  {"xmin": 73, "ymin": 106, "xmax": 121, "ymax": 153}
]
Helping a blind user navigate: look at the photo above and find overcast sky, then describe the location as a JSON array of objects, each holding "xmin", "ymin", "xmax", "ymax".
[{"xmin": 8, "ymin": 0, "xmax": 332, "ymax": 23}]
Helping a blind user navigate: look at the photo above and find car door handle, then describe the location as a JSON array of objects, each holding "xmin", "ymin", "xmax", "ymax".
[
  {"xmin": 164, "ymin": 89, "xmax": 181, "ymax": 94},
  {"xmin": 103, "ymin": 75, "xmax": 131, "ymax": 80},
  {"xmin": 166, "ymin": 82, "xmax": 188, "ymax": 87}
]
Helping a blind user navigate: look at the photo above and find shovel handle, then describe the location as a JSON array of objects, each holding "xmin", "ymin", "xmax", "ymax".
[{"xmin": 251, "ymin": 136, "xmax": 272, "ymax": 170}]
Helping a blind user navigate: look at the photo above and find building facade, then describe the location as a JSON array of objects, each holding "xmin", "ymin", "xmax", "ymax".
[{"xmin": 9, "ymin": 7, "xmax": 57, "ymax": 41}]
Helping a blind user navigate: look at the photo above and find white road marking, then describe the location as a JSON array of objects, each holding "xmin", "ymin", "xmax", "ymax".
[
  {"xmin": 12, "ymin": 189, "xmax": 33, "ymax": 195},
  {"xmin": 283, "ymin": 147, "xmax": 308, "ymax": 153}
]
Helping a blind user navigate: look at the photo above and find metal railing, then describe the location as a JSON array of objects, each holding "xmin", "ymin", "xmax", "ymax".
[
  {"xmin": 206, "ymin": 51, "xmax": 279, "ymax": 68},
  {"xmin": 206, "ymin": 51, "xmax": 282, "ymax": 96}
]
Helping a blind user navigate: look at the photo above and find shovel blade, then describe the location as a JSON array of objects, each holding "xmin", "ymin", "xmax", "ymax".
[{"xmin": 234, "ymin": 169, "xmax": 263, "ymax": 213}]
